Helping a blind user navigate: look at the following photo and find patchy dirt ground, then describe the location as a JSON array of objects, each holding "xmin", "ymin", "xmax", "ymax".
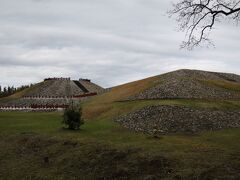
[
  {"xmin": 0, "ymin": 133, "xmax": 174, "ymax": 179},
  {"xmin": 0, "ymin": 133, "xmax": 240, "ymax": 180}
]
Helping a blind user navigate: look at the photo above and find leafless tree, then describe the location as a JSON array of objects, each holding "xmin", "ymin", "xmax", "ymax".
[{"xmin": 169, "ymin": 0, "xmax": 240, "ymax": 49}]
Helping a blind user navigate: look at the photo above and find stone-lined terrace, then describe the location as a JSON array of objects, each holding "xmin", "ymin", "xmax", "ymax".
[{"xmin": 0, "ymin": 78, "xmax": 104, "ymax": 111}]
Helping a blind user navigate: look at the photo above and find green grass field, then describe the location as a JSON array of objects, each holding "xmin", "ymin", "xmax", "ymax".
[{"xmin": 0, "ymin": 98, "xmax": 240, "ymax": 179}]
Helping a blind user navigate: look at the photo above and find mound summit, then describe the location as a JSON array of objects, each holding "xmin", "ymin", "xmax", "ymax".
[{"xmin": 129, "ymin": 69, "xmax": 240, "ymax": 100}]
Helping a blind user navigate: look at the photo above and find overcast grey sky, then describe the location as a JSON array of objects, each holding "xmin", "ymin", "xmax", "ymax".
[{"xmin": 0, "ymin": 0, "xmax": 239, "ymax": 88}]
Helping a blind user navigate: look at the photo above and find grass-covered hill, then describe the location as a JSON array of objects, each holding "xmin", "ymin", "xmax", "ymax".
[{"xmin": 0, "ymin": 69, "xmax": 240, "ymax": 179}]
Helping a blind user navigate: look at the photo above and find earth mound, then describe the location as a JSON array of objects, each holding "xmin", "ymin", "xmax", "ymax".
[
  {"xmin": 128, "ymin": 69, "xmax": 240, "ymax": 100},
  {"xmin": 24, "ymin": 78, "xmax": 104, "ymax": 97}
]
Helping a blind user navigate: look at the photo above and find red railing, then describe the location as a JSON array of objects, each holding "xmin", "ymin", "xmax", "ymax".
[
  {"xmin": 30, "ymin": 104, "xmax": 68, "ymax": 109},
  {"xmin": 23, "ymin": 92, "xmax": 97, "ymax": 99},
  {"xmin": 0, "ymin": 105, "xmax": 69, "ymax": 109},
  {"xmin": 73, "ymin": 92, "xmax": 97, "ymax": 98}
]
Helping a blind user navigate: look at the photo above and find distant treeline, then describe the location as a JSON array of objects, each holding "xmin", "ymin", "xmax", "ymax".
[{"xmin": 0, "ymin": 84, "xmax": 33, "ymax": 98}]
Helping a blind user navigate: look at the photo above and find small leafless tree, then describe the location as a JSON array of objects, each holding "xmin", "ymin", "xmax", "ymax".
[{"xmin": 169, "ymin": 0, "xmax": 240, "ymax": 49}]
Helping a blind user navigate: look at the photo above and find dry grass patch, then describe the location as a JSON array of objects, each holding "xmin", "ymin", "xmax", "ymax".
[
  {"xmin": 201, "ymin": 79, "xmax": 240, "ymax": 92},
  {"xmin": 83, "ymin": 75, "xmax": 160, "ymax": 119}
]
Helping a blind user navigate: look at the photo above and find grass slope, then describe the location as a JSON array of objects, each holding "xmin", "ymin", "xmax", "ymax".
[
  {"xmin": 83, "ymin": 75, "xmax": 159, "ymax": 119},
  {"xmin": 201, "ymin": 79, "xmax": 240, "ymax": 92},
  {"xmin": 0, "ymin": 82, "xmax": 43, "ymax": 103}
]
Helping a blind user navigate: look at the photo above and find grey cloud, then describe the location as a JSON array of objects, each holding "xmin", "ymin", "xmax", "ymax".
[{"xmin": 0, "ymin": 0, "xmax": 239, "ymax": 88}]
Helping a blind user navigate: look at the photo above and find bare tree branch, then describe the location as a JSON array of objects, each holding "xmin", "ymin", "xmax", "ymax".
[{"xmin": 169, "ymin": 0, "xmax": 240, "ymax": 50}]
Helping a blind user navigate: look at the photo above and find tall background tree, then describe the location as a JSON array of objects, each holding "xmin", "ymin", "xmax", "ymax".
[{"xmin": 169, "ymin": 0, "xmax": 240, "ymax": 49}]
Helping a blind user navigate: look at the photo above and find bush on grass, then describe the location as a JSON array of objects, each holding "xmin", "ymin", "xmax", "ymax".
[{"xmin": 63, "ymin": 104, "xmax": 84, "ymax": 130}]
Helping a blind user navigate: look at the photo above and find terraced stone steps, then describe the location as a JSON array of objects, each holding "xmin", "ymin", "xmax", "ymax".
[{"xmin": 73, "ymin": 81, "xmax": 89, "ymax": 93}]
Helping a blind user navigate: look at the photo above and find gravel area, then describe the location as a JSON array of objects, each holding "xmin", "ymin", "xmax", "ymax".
[{"xmin": 116, "ymin": 105, "xmax": 240, "ymax": 134}]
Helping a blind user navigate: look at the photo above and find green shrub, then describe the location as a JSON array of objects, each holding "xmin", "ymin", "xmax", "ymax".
[{"xmin": 62, "ymin": 105, "xmax": 84, "ymax": 130}]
